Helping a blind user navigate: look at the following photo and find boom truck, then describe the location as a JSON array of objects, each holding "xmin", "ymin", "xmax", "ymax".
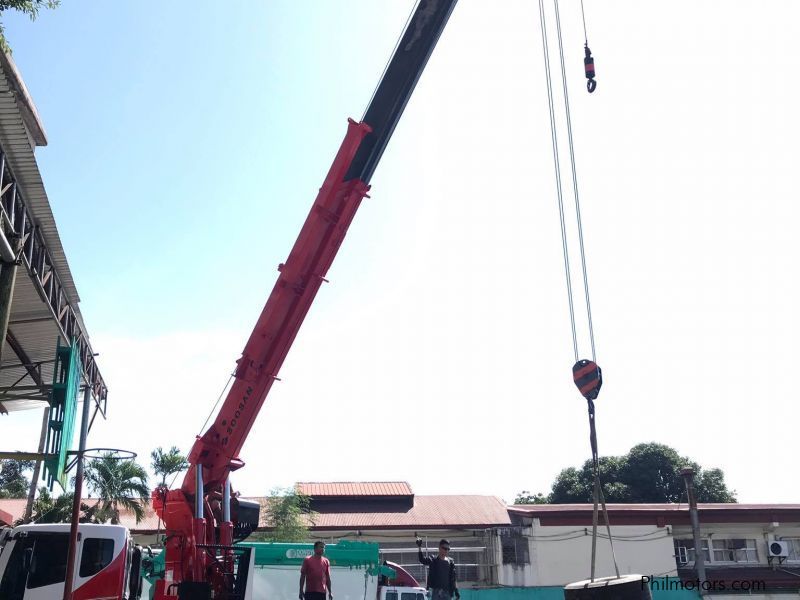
[{"xmin": 0, "ymin": 1, "xmax": 460, "ymax": 598}]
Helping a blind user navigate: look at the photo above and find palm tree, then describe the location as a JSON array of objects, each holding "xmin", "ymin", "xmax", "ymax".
[
  {"xmin": 15, "ymin": 487, "xmax": 90, "ymax": 525},
  {"xmin": 84, "ymin": 454, "xmax": 151, "ymax": 524},
  {"xmin": 150, "ymin": 446, "xmax": 189, "ymax": 487}
]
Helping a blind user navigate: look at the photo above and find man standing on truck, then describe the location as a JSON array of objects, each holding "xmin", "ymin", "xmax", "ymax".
[
  {"xmin": 300, "ymin": 541, "xmax": 333, "ymax": 600},
  {"xmin": 417, "ymin": 538, "xmax": 460, "ymax": 600}
]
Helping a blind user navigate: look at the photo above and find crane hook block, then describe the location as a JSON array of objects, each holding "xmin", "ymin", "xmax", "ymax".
[
  {"xmin": 584, "ymin": 45, "xmax": 596, "ymax": 93},
  {"xmin": 573, "ymin": 359, "xmax": 602, "ymax": 400}
]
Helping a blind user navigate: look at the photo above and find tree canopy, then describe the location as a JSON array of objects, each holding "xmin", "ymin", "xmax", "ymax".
[
  {"xmin": 84, "ymin": 453, "xmax": 151, "ymax": 524},
  {"xmin": 17, "ymin": 487, "xmax": 93, "ymax": 525},
  {"xmin": 258, "ymin": 486, "xmax": 314, "ymax": 542},
  {"xmin": 0, "ymin": 459, "xmax": 33, "ymax": 499},
  {"xmin": 151, "ymin": 446, "xmax": 189, "ymax": 488},
  {"xmin": 0, "ymin": 1, "xmax": 60, "ymax": 53},
  {"xmin": 515, "ymin": 442, "xmax": 737, "ymax": 504}
]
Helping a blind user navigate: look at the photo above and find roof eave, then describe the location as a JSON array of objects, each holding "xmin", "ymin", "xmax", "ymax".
[{"xmin": 0, "ymin": 53, "xmax": 47, "ymax": 148}]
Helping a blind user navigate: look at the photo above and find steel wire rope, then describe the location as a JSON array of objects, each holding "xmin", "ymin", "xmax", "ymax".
[
  {"xmin": 580, "ymin": 0, "xmax": 589, "ymax": 45},
  {"xmin": 554, "ymin": 0, "xmax": 597, "ymax": 361},
  {"xmin": 152, "ymin": 373, "xmax": 236, "ymax": 539},
  {"xmin": 537, "ymin": 0, "xmax": 580, "ymax": 363},
  {"xmin": 538, "ymin": 0, "xmax": 617, "ymax": 580}
]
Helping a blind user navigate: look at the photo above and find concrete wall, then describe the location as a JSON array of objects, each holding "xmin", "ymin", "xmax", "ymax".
[
  {"xmin": 671, "ymin": 522, "xmax": 800, "ymax": 564},
  {"xmin": 527, "ymin": 521, "xmax": 676, "ymax": 587},
  {"xmin": 460, "ymin": 583, "xmax": 699, "ymax": 600}
]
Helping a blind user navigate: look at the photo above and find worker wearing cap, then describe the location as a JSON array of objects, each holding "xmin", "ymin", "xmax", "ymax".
[
  {"xmin": 300, "ymin": 541, "xmax": 333, "ymax": 600},
  {"xmin": 417, "ymin": 538, "xmax": 459, "ymax": 600}
]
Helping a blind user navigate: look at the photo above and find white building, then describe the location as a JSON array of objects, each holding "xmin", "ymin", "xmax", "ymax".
[{"xmin": 510, "ymin": 503, "xmax": 800, "ymax": 599}]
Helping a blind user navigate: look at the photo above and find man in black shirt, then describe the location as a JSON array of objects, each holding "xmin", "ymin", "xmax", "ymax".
[{"xmin": 417, "ymin": 538, "xmax": 459, "ymax": 600}]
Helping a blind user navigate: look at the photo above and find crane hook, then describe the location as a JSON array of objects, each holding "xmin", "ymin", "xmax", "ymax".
[{"xmin": 584, "ymin": 44, "xmax": 596, "ymax": 93}]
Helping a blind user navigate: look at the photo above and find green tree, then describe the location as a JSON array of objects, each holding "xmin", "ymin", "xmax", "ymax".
[
  {"xmin": 84, "ymin": 454, "xmax": 151, "ymax": 524},
  {"xmin": 520, "ymin": 443, "xmax": 736, "ymax": 504},
  {"xmin": 514, "ymin": 491, "xmax": 548, "ymax": 504},
  {"xmin": 16, "ymin": 487, "xmax": 92, "ymax": 524},
  {"xmin": 694, "ymin": 467, "xmax": 737, "ymax": 503},
  {"xmin": 260, "ymin": 486, "xmax": 314, "ymax": 542},
  {"xmin": 0, "ymin": 1, "xmax": 60, "ymax": 53},
  {"xmin": 150, "ymin": 446, "xmax": 189, "ymax": 487},
  {"xmin": 0, "ymin": 459, "xmax": 33, "ymax": 499}
]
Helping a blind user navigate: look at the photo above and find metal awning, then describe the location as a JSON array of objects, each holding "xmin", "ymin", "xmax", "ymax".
[{"xmin": 0, "ymin": 52, "xmax": 107, "ymax": 421}]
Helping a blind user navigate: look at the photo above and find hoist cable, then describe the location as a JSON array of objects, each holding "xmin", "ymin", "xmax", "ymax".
[
  {"xmin": 587, "ymin": 399, "xmax": 620, "ymax": 581},
  {"xmin": 553, "ymin": 0, "xmax": 597, "ymax": 361},
  {"xmin": 537, "ymin": 0, "xmax": 579, "ymax": 363},
  {"xmin": 580, "ymin": 0, "xmax": 589, "ymax": 45},
  {"xmin": 537, "ymin": 0, "xmax": 616, "ymax": 580}
]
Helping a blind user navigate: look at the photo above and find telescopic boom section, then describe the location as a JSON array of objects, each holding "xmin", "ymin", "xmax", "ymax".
[
  {"xmin": 154, "ymin": 1, "xmax": 459, "ymax": 596},
  {"xmin": 183, "ymin": 0, "xmax": 459, "ymax": 496},
  {"xmin": 183, "ymin": 119, "xmax": 372, "ymax": 492}
]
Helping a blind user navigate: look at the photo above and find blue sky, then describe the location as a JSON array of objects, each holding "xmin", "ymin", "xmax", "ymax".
[
  {"xmin": 2, "ymin": 1, "xmax": 799, "ymax": 504},
  {"xmin": 4, "ymin": 2, "xmax": 412, "ymax": 332}
]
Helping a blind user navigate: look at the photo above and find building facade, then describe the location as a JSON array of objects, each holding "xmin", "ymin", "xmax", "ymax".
[{"xmin": 9, "ymin": 481, "xmax": 797, "ymax": 600}]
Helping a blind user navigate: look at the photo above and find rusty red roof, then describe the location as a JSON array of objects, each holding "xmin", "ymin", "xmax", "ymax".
[
  {"xmin": 292, "ymin": 495, "xmax": 510, "ymax": 530},
  {"xmin": 297, "ymin": 482, "xmax": 413, "ymax": 497},
  {"xmin": 0, "ymin": 499, "xmax": 26, "ymax": 525},
  {"xmin": 0, "ymin": 497, "xmax": 163, "ymax": 532},
  {"xmin": 1, "ymin": 506, "xmax": 15, "ymax": 525},
  {"xmin": 3, "ymin": 493, "xmax": 509, "ymax": 533}
]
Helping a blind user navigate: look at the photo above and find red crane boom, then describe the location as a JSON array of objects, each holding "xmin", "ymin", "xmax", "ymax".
[{"xmin": 153, "ymin": 1, "xmax": 459, "ymax": 597}]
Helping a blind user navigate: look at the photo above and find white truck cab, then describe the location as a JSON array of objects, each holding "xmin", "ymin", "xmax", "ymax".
[
  {"xmin": 379, "ymin": 585, "xmax": 429, "ymax": 600},
  {"xmin": 0, "ymin": 523, "xmax": 143, "ymax": 600}
]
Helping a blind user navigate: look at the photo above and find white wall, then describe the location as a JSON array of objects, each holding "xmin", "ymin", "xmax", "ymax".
[
  {"xmin": 671, "ymin": 522, "xmax": 800, "ymax": 567},
  {"xmin": 526, "ymin": 520, "xmax": 676, "ymax": 587}
]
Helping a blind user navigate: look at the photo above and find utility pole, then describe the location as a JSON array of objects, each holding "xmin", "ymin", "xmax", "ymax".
[
  {"xmin": 63, "ymin": 385, "xmax": 92, "ymax": 600},
  {"xmin": 23, "ymin": 408, "xmax": 50, "ymax": 520},
  {"xmin": 681, "ymin": 467, "xmax": 707, "ymax": 595}
]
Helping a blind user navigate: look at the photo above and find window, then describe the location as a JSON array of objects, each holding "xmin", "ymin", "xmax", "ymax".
[
  {"xmin": 784, "ymin": 538, "xmax": 800, "ymax": 562},
  {"xmin": 501, "ymin": 531, "xmax": 529, "ymax": 565},
  {"xmin": 0, "ymin": 537, "xmax": 34, "ymax": 600},
  {"xmin": 27, "ymin": 534, "xmax": 70, "ymax": 589},
  {"xmin": 674, "ymin": 539, "xmax": 709, "ymax": 564},
  {"xmin": 401, "ymin": 593, "xmax": 422, "ymax": 600},
  {"xmin": 80, "ymin": 538, "xmax": 115, "ymax": 577},
  {"xmin": 711, "ymin": 539, "xmax": 758, "ymax": 563},
  {"xmin": 386, "ymin": 592, "xmax": 398, "ymax": 600}
]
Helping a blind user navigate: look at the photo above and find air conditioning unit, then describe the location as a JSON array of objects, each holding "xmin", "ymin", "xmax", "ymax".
[{"xmin": 768, "ymin": 541, "xmax": 789, "ymax": 558}]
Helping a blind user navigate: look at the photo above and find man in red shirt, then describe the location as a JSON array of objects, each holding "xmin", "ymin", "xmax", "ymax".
[{"xmin": 299, "ymin": 541, "xmax": 333, "ymax": 600}]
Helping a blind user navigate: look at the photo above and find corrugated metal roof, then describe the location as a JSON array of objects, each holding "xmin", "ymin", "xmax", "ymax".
[
  {"xmin": 0, "ymin": 58, "xmax": 79, "ymax": 305},
  {"xmin": 0, "ymin": 53, "xmax": 106, "ymax": 413},
  {"xmin": 2, "ymin": 494, "xmax": 512, "ymax": 532},
  {"xmin": 0, "ymin": 274, "xmax": 63, "ymax": 410},
  {"xmin": 297, "ymin": 482, "xmax": 414, "ymax": 497},
  {"xmin": 302, "ymin": 495, "xmax": 511, "ymax": 529},
  {"xmin": 0, "ymin": 498, "xmax": 27, "ymax": 524}
]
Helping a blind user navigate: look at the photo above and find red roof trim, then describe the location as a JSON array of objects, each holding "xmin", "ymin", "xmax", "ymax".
[{"xmin": 509, "ymin": 503, "xmax": 800, "ymax": 526}]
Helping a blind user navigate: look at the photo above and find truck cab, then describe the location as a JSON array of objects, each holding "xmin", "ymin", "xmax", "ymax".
[
  {"xmin": 0, "ymin": 523, "xmax": 143, "ymax": 600},
  {"xmin": 379, "ymin": 585, "xmax": 429, "ymax": 600}
]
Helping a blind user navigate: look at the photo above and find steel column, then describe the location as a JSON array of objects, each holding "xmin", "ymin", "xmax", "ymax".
[
  {"xmin": 63, "ymin": 386, "xmax": 91, "ymax": 600},
  {"xmin": 23, "ymin": 406, "xmax": 50, "ymax": 520},
  {"xmin": 681, "ymin": 467, "xmax": 707, "ymax": 595}
]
